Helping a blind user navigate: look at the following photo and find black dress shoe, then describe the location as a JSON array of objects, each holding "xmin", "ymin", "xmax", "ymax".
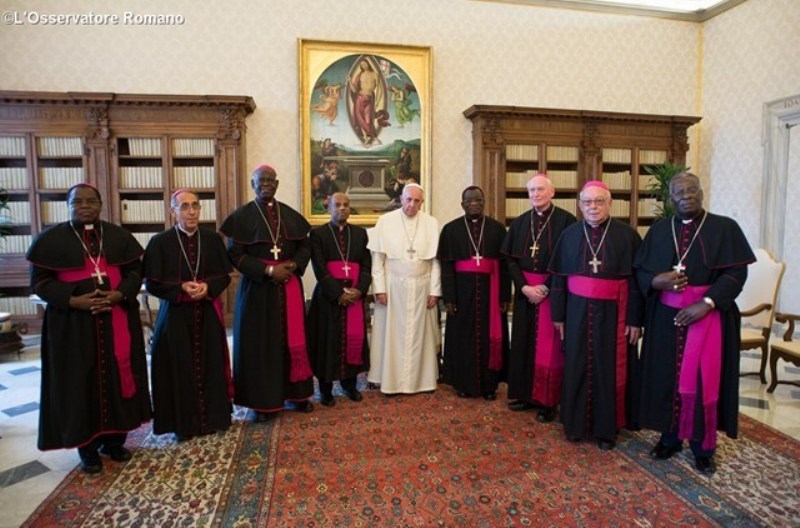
[
  {"xmin": 345, "ymin": 388, "xmax": 363, "ymax": 402},
  {"xmin": 175, "ymin": 433, "xmax": 194, "ymax": 443},
  {"xmin": 100, "ymin": 445, "xmax": 132, "ymax": 462},
  {"xmin": 695, "ymin": 456, "xmax": 716, "ymax": 475},
  {"xmin": 536, "ymin": 407, "xmax": 557, "ymax": 423},
  {"xmin": 650, "ymin": 441, "xmax": 683, "ymax": 460},
  {"xmin": 320, "ymin": 394, "xmax": 336, "ymax": 407},
  {"xmin": 456, "ymin": 391, "xmax": 469, "ymax": 398},
  {"xmin": 483, "ymin": 393, "xmax": 497, "ymax": 401},
  {"xmin": 295, "ymin": 400, "xmax": 314, "ymax": 413},
  {"xmin": 79, "ymin": 451, "xmax": 103, "ymax": 474},
  {"xmin": 508, "ymin": 400, "xmax": 535, "ymax": 411},
  {"xmin": 597, "ymin": 439, "xmax": 616, "ymax": 451},
  {"xmin": 567, "ymin": 436, "xmax": 582, "ymax": 443}
]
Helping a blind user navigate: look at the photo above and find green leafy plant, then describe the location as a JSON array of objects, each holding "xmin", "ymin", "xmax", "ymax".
[{"xmin": 644, "ymin": 162, "xmax": 688, "ymax": 218}]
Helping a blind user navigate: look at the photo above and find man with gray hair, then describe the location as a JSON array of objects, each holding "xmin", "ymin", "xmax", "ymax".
[
  {"xmin": 502, "ymin": 174, "xmax": 576, "ymax": 421},
  {"xmin": 368, "ymin": 183, "xmax": 441, "ymax": 395},
  {"xmin": 548, "ymin": 180, "xmax": 644, "ymax": 451},
  {"xmin": 634, "ymin": 172, "xmax": 754, "ymax": 475}
]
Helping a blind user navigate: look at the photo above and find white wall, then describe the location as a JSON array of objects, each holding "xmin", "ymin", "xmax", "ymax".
[
  {"xmin": 701, "ymin": 0, "xmax": 800, "ymax": 312},
  {"xmin": 0, "ymin": 0, "xmax": 700, "ymax": 224}
]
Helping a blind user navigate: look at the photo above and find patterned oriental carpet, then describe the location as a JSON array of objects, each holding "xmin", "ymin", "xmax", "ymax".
[{"xmin": 22, "ymin": 386, "xmax": 800, "ymax": 527}]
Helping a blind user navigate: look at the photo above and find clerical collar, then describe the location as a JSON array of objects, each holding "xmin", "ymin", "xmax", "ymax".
[
  {"xmin": 72, "ymin": 221, "xmax": 97, "ymax": 230},
  {"xmin": 176, "ymin": 224, "xmax": 197, "ymax": 237},
  {"xmin": 534, "ymin": 205, "xmax": 552, "ymax": 217},
  {"xmin": 329, "ymin": 221, "xmax": 347, "ymax": 231},
  {"xmin": 468, "ymin": 215, "xmax": 483, "ymax": 223},
  {"xmin": 256, "ymin": 197, "xmax": 276, "ymax": 208},
  {"xmin": 679, "ymin": 209, "xmax": 705, "ymax": 224},
  {"xmin": 585, "ymin": 218, "xmax": 610, "ymax": 229}
]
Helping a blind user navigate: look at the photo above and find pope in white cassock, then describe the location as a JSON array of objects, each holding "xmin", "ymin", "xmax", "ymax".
[{"xmin": 368, "ymin": 183, "xmax": 441, "ymax": 394}]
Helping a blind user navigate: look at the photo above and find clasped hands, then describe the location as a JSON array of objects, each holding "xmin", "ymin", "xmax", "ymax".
[
  {"xmin": 181, "ymin": 280, "xmax": 208, "ymax": 301},
  {"xmin": 652, "ymin": 270, "xmax": 711, "ymax": 326},
  {"xmin": 521, "ymin": 284, "xmax": 548, "ymax": 305},
  {"xmin": 70, "ymin": 289, "xmax": 124, "ymax": 315},
  {"xmin": 267, "ymin": 261, "xmax": 297, "ymax": 283},
  {"xmin": 337, "ymin": 287, "xmax": 362, "ymax": 307}
]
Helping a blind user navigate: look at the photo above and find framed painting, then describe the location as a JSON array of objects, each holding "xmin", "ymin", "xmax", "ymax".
[{"xmin": 299, "ymin": 39, "xmax": 432, "ymax": 225}]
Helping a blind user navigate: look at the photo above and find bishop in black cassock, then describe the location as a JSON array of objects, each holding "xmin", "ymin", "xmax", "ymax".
[
  {"xmin": 634, "ymin": 172, "xmax": 754, "ymax": 475},
  {"xmin": 143, "ymin": 190, "xmax": 234, "ymax": 441},
  {"xmin": 307, "ymin": 193, "xmax": 371, "ymax": 406},
  {"xmin": 27, "ymin": 184, "xmax": 151, "ymax": 473},
  {"xmin": 501, "ymin": 175, "xmax": 576, "ymax": 420},
  {"xmin": 437, "ymin": 186, "xmax": 510, "ymax": 399},
  {"xmin": 548, "ymin": 181, "xmax": 644, "ymax": 450},
  {"xmin": 220, "ymin": 165, "xmax": 314, "ymax": 419}
]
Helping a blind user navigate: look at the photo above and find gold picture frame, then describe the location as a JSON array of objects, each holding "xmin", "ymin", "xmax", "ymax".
[{"xmin": 299, "ymin": 39, "xmax": 432, "ymax": 225}]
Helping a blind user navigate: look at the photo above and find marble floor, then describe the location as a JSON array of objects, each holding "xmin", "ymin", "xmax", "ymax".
[{"xmin": 0, "ymin": 339, "xmax": 799, "ymax": 528}]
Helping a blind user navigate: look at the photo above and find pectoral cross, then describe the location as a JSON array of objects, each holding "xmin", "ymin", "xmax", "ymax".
[
  {"xmin": 672, "ymin": 261, "xmax": 686, "ymax": 274},
  {"xmin": 530, "ymin": 242, "xmax": 539, "ymax": 259},
  {"xmin": 342, "ymin": 262, "xmax": 351, "ymax": 277},
  {"xmin": 93, "ymin": 265, "xmax": 108, "ymax": 285},
  {"xmin": 589, "ymin": 256, "xmax": 602, "ymax": 274},
  {"xmin": 472, "ymin": 253, "xmax": 482, "ymax": 266},
  {"xmin": 406, "ymin": 247, "xmax": 416, "ymax": 258},
  {"xmin": 270, "ymin": 245, "xmax": 282, "ymax": 260}
]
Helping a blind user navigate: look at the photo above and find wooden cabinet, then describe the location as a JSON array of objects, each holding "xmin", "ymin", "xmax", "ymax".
[
  {"xmin": 0, "ymin": 91, "xmax": 256, "ymax": 330},
  {"xmin": 463, "ymin": 105, "xmax": 701, "ymax": 233}
]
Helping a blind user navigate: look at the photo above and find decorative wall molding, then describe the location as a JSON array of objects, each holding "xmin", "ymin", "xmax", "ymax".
[{"xmin": 760, "ymin": 94, "xmax": 800, "ymax": 259}]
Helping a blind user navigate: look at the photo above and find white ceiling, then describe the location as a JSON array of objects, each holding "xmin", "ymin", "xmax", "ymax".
[{"xmin": 476, "ymin": 0, "xmax": 749, "ymax": 21}]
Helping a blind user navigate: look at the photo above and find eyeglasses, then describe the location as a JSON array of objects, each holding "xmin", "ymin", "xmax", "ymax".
[
  {"xmin": 175, "ymin": 202, "xmax": 202, "ymax": 212},
  {"xmin": 671, "ymin": 187, "xmax": 701, "ymax": 199},
  {"xmin": 580, "ymin": 198, "xmax": 608, "ymax": 207},
  {"xmin": 68, "ymin": 198, "xmax": 101, "ymax": 207}
]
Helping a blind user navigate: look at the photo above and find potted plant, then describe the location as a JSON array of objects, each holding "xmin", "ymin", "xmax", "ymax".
[{"xmin": 644, "ymin": 162, "xmax": 688, "ymax": 219}]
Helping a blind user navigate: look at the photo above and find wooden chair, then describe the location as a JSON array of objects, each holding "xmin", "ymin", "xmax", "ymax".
[
  {"xmin": 739, "ymin": 248, "xmax": 785, "ymax": 384},
  {"xmin": 767, "ymin": 313, "xmax": 800, "ymax": 393}
]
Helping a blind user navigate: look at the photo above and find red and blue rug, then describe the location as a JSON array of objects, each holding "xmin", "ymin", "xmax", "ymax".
[{"xmin": 22, "ymin": 387, "xmax": 800, "ymax": 527}]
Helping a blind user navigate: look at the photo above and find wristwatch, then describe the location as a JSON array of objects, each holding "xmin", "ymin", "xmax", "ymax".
[{"xmin": 702, "ymin": 297, "xmax": 716, "ymax": 309}]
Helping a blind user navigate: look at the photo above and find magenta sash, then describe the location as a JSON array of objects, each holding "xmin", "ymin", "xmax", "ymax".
[
  {"xmin": 567, "ymin": 275, "xmax": 629, "ymax": 428},
  {"xmin": 523, "ymin": 271, "xmax": 563, "ymax": 406},
  {"xmin": 263, "ymin": 259, "xmax": 312, "ymax": 383},
  {"xmin": 57, "ymin": 257, "xmax": 136, "ymax": 399},
  {"xmin": 326, "ymin": 261, "xmax": 364, "ymax": 366},
  {"xmin": 660, "ymin": 285, "xmax": 722, "ymax": 451},
  {"xmin": 455, "ymin": 258, "xmax": 502, "ymax": 371}
]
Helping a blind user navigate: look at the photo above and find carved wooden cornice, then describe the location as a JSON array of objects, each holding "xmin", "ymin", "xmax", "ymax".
[
  {"xmin": 0, "ymin": 90, "xmax": 257, "ymax": 113},
  {"xmin": 464, "ymin": 104, "xmax": 700, "ymax": 128}
]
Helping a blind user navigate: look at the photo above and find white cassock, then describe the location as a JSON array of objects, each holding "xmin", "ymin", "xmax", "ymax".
[{"xmin": 367, "ymin": 208, "xmax": 441, "ymax": 394}]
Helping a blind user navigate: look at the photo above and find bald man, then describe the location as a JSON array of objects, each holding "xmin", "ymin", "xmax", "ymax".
[
  {"xmin": 501, "ymin": 174, "xmax": 576, "ymax": 421},
  {"xmin": 307, "ymin": 193, "xmax": 371, "ymax": 406}
]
